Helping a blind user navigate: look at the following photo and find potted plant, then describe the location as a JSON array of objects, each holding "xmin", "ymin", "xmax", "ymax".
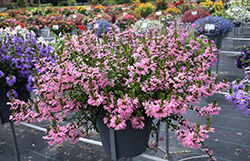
[
  {"xmin": 155, "ymin": 0, "xmax": 167, "ymax": 11},
  {"xmin": 164, "ymin": 6, "xmax": 182, "ymax": 15},
  {"xmin": 225, "ymin": 71, "xmax": 250, "ymax": 116},
  {"xmin": 0, "ymin": 26, "xmax": 54, "ymax": 124},
  {"xmin": 60, "ymin": 7, "xmax": 74, "ymax": 17},
  {"xmin": 104, "ymin": 5, "xmax": 123, "ymax": 23},
  {"xmin": 135, "ymin": 3, "xmax": 155, "ymax": 18},
  {"xmin": 49, "ymin": 18, "xmax": 75, "ymax": 36},
  {"xmin": 75, "ymin": 6, "xmax": 89, "ymax": 15},
  {"xmin": 181, "ymin": 8, "xmax": 211, "ymax": 23},
  {"xmin": 236, "ymin": 46, "xmax": 250, "ymax": 69},
  {"xmin": 117, "ymin": 14, "xmax": 137, "ymax": 31},
  {"xmin": 226, "ymin": 4, "xmax": 250, "ymax": 27},
  {"xmin": 10, "ymin": 21, "xmax": 227, "ymax": 161},
  {"xmin": 133, "ymin": 19, "xmax": 163, "ymax": 34},
  {"xmin": 194, "ymin": 15, "xmax": 234, "ymax": 49},
  {"xmin": 87, "ymin": 19, "xmax": 112, "ymax": 38}
]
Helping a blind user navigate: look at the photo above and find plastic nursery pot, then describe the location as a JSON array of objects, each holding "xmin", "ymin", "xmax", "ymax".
[
  {"xmin": 96, "ymin": 111, "xmax": 151, "ymax": 158},
  {"xmin": 206, "ymin": 34, "xmax": 223, "ymax": 49},
  {"xmin": 233, "ymin": 22, "xmax": 241, "ymax": 28},
  {"xmin": 0, "ymin": 89, "xmax": 29, "ymax": 124},
  {"xmin": 77, "ymin": 25, "xmax": 86, "ymax": 31}
]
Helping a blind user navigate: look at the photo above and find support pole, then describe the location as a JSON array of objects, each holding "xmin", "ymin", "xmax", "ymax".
[
  {"xmin": 166, "ymin": 123, "xmax": 169, "ymax": 155},
  {"xmin": 9, "ymin": 122, "xmax": 20, "ymax": 161},
  {"xmin": 155, "ymin": 123, "xmax": 160, "ymax": 153},
  {"xmin": 109, "ymin": 128, "xmax": 117, "ymax": 161}
]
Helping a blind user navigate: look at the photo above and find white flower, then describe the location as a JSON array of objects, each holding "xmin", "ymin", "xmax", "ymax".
[{"xmin": 133, "ymin": 19, "xmax": 163, "ymax": 34}]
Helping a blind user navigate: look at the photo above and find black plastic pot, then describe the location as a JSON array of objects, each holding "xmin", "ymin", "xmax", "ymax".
[
  {"xmin": 96, "ymin": 111, "xmax": 151, "ymax": 158},
  {"xmin": 207, "ymin": 34, "xmax": 223, "ymax": 49}
]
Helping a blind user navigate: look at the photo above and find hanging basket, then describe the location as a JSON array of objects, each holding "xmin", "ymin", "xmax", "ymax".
[
  {"xmin": 96, "ymin": 111, "xmax": 151, "ymax": 158},
  {"xmin": 206, "ymin": 34, "xmax": 223, "ymax": 49},
  {"xmin": 0, "ymin": 89, "xmax": 29, "ymax": 125}
]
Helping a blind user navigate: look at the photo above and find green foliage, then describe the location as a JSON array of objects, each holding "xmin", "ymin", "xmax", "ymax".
[
  {"xmin": 41, "ymin": 3, "xmax": 53, "ymax": 7},
  {"xmin": 212, "ymin": 9, "xmax": 234, "ymax": 20},
  {"xmin": 91, "ymin": 0, "xmax": 98, "ymax": 5},
  {"xmin": 17, "ymin": 0, "xmax": 27, "ymax": 7},
  {"xmin": 102, "ymin": 0, "xmax": 111, "ymax": 5},
  {"xmin": 58, "ymin": 1, "xmax": 69, "ymax": 6},
  {"xmin": 114, "ymin": 0, "xmax": 131, "ymax": 5},
  {"xmin": 70, "ymin": 0, "xmax": 76, "ymax": 5}
]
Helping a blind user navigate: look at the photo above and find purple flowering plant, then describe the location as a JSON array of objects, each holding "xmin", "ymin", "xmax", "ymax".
[
  {"xmin": 236, "ymin": 46, "xmax": 250, "ymax": 69},
  {"xmin": 194, "ymin": 15, "xmax": 234, "ymax": 36},
  {"xmin": 0, "ymin": 26, "xmax": 54, "ymax": 99},
  {"xmin": 225, "ymin": 70, "xmax": 250, "ymax": 116}
]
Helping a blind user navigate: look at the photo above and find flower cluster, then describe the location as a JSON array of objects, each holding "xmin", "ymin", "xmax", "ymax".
[
  {"xmin": 75, "ymin": 6, "xmax": 89, "ymax": 15},
  {"xmin": 0, "ymin": 18, "xmax": 21, "ymax": 29},
  {"xmin": 236, "ymin": 46, "xmax": 250, "ymax": 69},
  {"xmin": 117, "ymin": 14, "xmax": 137, "ymax": 30},
  {"xmin": 0, "ymin": 13, "xmax": 7, "ymax": 18},
  {"xmin": 181, "ymin": 8, "xmax": 211, "ymax": 23},
  {"xmin": 179, "ymin": 2, "xmax": 197, "ymax": 13},
  {"xmin": 43, "ymin": 6, "xmax": 57, "ymax": 16},
  {"xmin": 87, "ymin": 19, "xmax": 112, "ymax": 38},
  {"xmin": 49, "ymin": 19, "xmax": 75, "ymax": 35},
  {"xmin": 133, "ymin": 19, "xmax": 163, "ymax": 34},
  {"xmin": 91, "ymin": 5, "xmax": 105, "ymax": 13},
  {"xmin": 67, "ymin": 13, "xmax": 86, "ymax": 26},
  {"xmin": 61, "ymin": 7, "xmax": 74, "ymax": 17},
  {"xmin": 118, "ymin": 9, "xmax": 142, "ymax": 19},
  {"xmin": 200, "ymin": 0, "xmax": 213, "ymax": 12},
  {"xmin": 226, "ymin": 5, "xmax": 250, "ymax": 23},
  {"xmin": 212, "ymin": 9, "xmax": 234, "ymax": 20},
  {"xmin": 164, "ymin": 6, "xmax": 182, "ymax": 15},
  {"xmin": 225, "ymin": 71, "xmax": 250, "ymax": 116},
  {"xmin": 194, "ymin": 15, "xmax": 234, "ymax": 35},
  {"xmin": 0, "ymin": 26, "xmax": 54, "ymax": 98},
  {"xmin": 135, "ymin": 3, "xmax": 155, "ymax": 18},
  {"xmin": 31, "ymin": 8, "xmax": 43, "ymax": 16},
  {"xmin": 25, "ymin": 16, "xmax": 46, "ymax": 30},
  {"xmin": 213, "ymin": 1, "xmax": 224, "ymax": 12},
  {"xmin": 9, "ymin": 21, "xmax": 228, "ymax": 161},
  {"xmin": 96, "ymin": 13, "xmax": 112, "ymax": 22},
  {"xmin": 104, "ymin": 5, "xmax": 123, "ymax": 16}
]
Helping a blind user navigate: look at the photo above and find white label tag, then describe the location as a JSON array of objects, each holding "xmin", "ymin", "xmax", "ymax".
[
  {"xmin": 53, "ymin": 25, "xmax": 59, "ymax": 30},
  {"xmin": 123, "ymin": 12, "xmax": 127, "ymax": 16},
  {"xmin": 141, "ymin": 23, "xmax": 147, "ymax": 28},
  {"xmin": 73, "ymin": 15, "xmax": 77, "ymax": 18},
  {"xmin": 156, "ymin": 11, "xmax": 162, "ymax": 16},
  {"xmin": 232, "ymin": 7, "xmax": 239, "ymax": 12},
  {"xmin": 63, "ymin": 15, "xmax": 65, "ymax": 18},
  {"xmin": 191, "ymin": 11, "xmax": 197, "ymax": 15},
  {"xmin": 94, "ymin": 24, "xmax": 99, "ymax": 29},
  {"xmin": 205, "ymin": 24, "xmax": 215, "ymax": 31}
]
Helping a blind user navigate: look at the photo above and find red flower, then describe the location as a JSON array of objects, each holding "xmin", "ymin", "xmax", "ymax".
[
  {"xmin": 93, "ymin": 12, "xmax": 98, "ymax": 16},
  {"xmin": 18, "ymin": 22, "xmax": 26, "ymax": 28}
]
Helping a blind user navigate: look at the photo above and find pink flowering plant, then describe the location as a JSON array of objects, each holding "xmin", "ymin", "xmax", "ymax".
[{"xmin": 9, "ymin": 21, "xmax": 228, "ymax": 161}]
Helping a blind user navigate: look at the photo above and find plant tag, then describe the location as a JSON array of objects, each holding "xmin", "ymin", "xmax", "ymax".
[
  {"xmin": 232, "ymin": 7, "xmax": 239, "ymax": 12},
  {"xmin": 205, "ymin": 24, "xmax": 215, "ymax": 31},
  {"xmin": 94, "ymin": 24, "xmax": 99, "ymax": 29},
  {"xmin": 156, "ymin": 11, "xmax": 162, "ymax": 16},
  {"xmin": 63, "ymin": 15, "xmax": 65, "ymax": 18},
  {"xmin": 142, "ymin": 23, "xmax": 147, "ymax": 28},
  {"xmin": 53, "ymin": 25, "xmax": 59, "ymax": 30},
  {"xmin": 123, "ymin": 12, "xmax": 127, "ymax": 16},
  {"xmin": 73, "ymin": 15, "xmax": 77, "ymax": 18},
  {"xmin": 191, "ymin": 11, "xmax": 197, "ymax": 15}
]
